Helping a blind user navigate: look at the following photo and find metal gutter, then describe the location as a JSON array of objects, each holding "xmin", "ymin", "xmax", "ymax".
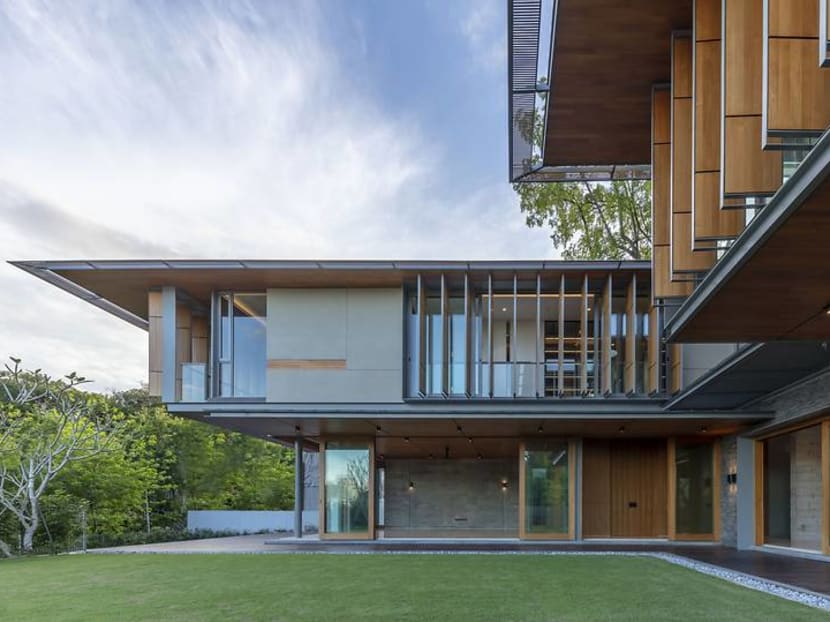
[{"xmin": 664, "ymin": 127, "xmax": 830, "ymax": 342}]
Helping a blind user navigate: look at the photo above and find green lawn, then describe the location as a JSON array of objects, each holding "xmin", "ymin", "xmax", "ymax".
[{"xmin": 0, "ymin": 554, "xmax": 823, "ymax": 621}]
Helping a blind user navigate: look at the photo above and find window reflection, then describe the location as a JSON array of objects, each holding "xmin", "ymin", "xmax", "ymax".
[
  {"xmin": 523, "ymin": 441, "xmax": 570, "ymax": 535},
  {"xmin": 324, "ymin": 443, "xmax": 370, "ymax": 535},
  {"xmin": 675, "ymin": 440, "xmax": 714, "ymax": 535},
  {"xmin": 216, "ymin": 292, "xmax": 266, "ymax": 398}
]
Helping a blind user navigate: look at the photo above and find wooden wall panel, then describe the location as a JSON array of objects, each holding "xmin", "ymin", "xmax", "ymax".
[
  {"xmin": 769, "ymin": 0, "xmax": 818, "ymax": 37},
  {"xmin": 670, "ymin": 343, "xmax": 683, "ymax": 394},
  {"xmin": 148, "ymin": 291, "xmax": 163, "ymax": 397},
  {"xmin": 672, "ymin": 34, "xmax": 716, "ymax": 275},
  {"xmin": 767, "ymin": 38, "xmax": 830, "ymax": 134},
  {"xmin": 653, "ymin": 87, "xmax": 693, "ymax": 300},
  {"xmin": 191, "ymin": 316, "xmax": 209, "ymax": 364},
  {"xmin": 693, "ymin": 4, "xmax": 744, "ymax": 245},
  {"xmin": 624, "ymin": 276, "xmax": 637, "ymax": 394},
  {"xmin": 175, "ymin": 305, "xmax": 192, "ymax": 401},
  {"xmin": 722, "ymin": 0, "xmax": 783, "ymax": 205},
  {"xmin": 582, "ymin": 440, "xmax": 611, "ymax": 538},
  {"xmin": 822, "ymin": 0, "xmax": 830, "ymax": 67},
  {"xmin": 723, "ymin": 116, "xmax": 781, "ymax": 194}
]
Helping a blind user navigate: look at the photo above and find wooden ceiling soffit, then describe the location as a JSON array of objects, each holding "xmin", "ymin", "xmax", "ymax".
[
  {"xmin": 763, "ymin": 0, "xmax": 830, "ymax": 150},
  {"xmin": 671, "ymin": 33, "xmax": 716, "ymax": 278},
  {"xmin": 721, "ymin": 0, "xmax": 782, "ymax": 208},
  {"xmin": 692, "ymin": 0, "xmax": 744, "ymax": 248},
  {"xmin": 652, "ymin": 85, "xmax": 693, "ymax": 300}
]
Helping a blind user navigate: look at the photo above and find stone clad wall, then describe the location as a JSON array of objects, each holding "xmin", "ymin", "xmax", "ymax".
[
  {"xmin": 719, "ymin": 435, "xmax": 737, "ymax": 547},
  {"xmin": 789, "ymin": 426, "xmax": 823, "ymax": 551},
  {"xmin": 384, "ymin": 459, "xmax": 518, "ymax": 534}
]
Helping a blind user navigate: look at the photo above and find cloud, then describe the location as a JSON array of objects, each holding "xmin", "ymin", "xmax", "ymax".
[
  {"xmin": 458, "ymin": 0, "xmax": 506, "ymax": 72},
  {"xmin": 0, "ymin": 0, "xmax": 552, "ymax": 390}
]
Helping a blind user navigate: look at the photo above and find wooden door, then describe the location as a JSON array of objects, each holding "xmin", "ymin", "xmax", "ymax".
[
  {"xmin": 582, "ymin": 440, "xmax": 611, "ymax": 538},
  {"xmin": 609, "ymin": 440, "xmax": 667, "ymax": 538}
]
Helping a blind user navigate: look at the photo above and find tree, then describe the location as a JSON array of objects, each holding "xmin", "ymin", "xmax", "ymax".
[
  {"xmin": 0, "ymin": 358, "xmax": 122, "ymax": 554},
  {"xmin": 514, "ymin": 179, "xmax": 652, "ymax": 260}
]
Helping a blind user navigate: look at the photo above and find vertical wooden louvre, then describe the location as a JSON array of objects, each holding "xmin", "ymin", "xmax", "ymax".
[
  {"xmin": 764, "ymin": 0, "xmax": 830, "ymax": 145},
  {"xmin": 175, "ymin": 305, "xmax": 192, "ymax": 401},
  {"xmin": 693, "ymin": 0, "xmax": 743, "ymax": 245},
  {"xmin": 722, "ymin": 0, "xmax": 782, "ymax": 206},
  {"xmin": 671, "ymin": 33, "xmax": 716, "ymax": 277},
  {"xmin": 647, "ymin": 306, "xmax": 660, "ymax": 394},
  {"xmin": 669, "ymin": 343, "xmax": 683, "ymax": 394},
  {"xmin": 580, "ymin": 275, "xmax": 589, "ymax": 395},
  {"xmin": 624, "ymin": 275, "xmax": 637, "ymax": 394},
  {"xmin": 652, "ymin": 86, "xmax": 692, "ymax": 299},
  {"xmin": 601, "ymin": 274, "xmax": 612, "ymax": 395}
]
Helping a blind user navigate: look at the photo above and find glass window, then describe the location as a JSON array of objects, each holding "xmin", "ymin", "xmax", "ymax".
[
  {"xmin": 425, "ymin": 297, "xmax": 443, "ymax": 395},
  {"xmin": 448, "ymin": 297, "xmax": 466, "ymax": 395},
  {"xmin": 324, "ymin": 442, "xmax": 371, "ymax": 535},
  {"xmin": 763, "ymin": 425, "xmax": 823, "ymax": 551},
  {"xmin": 216, "ymin": 292, "xmax": 266, "ymax": 398},
  {"xmin": 523, "ymin": 441, "xmax": 570, "ymax": 535},
  {"xmin": 675, "ymin": 440, "xmax": 714, "ymax": 535}
]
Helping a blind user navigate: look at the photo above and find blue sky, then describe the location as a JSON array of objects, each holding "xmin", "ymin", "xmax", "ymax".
[{"xmin": 0, "ymin": 0, "xmax": 554, "ymax": 390}]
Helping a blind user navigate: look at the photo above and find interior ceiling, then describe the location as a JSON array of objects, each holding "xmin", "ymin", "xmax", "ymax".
[
  {"xmin": 671, "ymin": 174, "xmax": 830, "ymax": 341},
  {"xmin": 543, "ymin": 0, "xmax": 692, "ymax": 167},
  {"xmin": 201, "ymin": 415, "xmax": 758, "ymax": 452}
]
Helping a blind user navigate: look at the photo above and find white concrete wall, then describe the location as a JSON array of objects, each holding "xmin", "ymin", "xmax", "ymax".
[
  {"xmin": 267, "ymin": 288, "xmax": 403, "ymax": 402},
  {"xmin": 187, "ymin": 510, "xmax": 319, "ymax": 533}
]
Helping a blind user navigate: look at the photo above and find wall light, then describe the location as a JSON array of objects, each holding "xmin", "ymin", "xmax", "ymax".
[
  {"xmin": 408, "ymin": 481, "xmax": 415, "ymax": 492},
  {"xmin": 726, "ymin": 472, "xmax": 737, "ymax": 485},
  {"xmin": 500, "ymin": 479, "xmax": 509, "ymax": 492}
]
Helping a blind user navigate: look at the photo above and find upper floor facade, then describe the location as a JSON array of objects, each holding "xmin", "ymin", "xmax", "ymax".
[{"xmin": 139, "ymin": 261, "xmax": 660, "ymax": 406}]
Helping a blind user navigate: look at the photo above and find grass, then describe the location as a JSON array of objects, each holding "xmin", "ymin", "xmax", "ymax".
[{"xmin": 0, "ymin": 554, "xmax": 824, "ymax": 621}]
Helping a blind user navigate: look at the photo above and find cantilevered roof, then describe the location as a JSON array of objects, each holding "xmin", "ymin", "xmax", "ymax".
[
  {"xmin": 665, "ymin": 131, "xmax": 830, "ymax": 342},
  {"xmin": 666, "ymin": 342, "xmax": 830, "ymax": 411},
  {"xmin": 11, "ymin": 259, "xmax": 650, "ymax": 330},
  {"xmin": 509, "ymin": 0, "xmax": 691, "ymax": 181}
]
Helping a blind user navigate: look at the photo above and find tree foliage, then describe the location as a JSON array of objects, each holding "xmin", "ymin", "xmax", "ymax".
[
  {"xmin": 0, "ymin": 360, "xmax": 297, "ymax": 556},
  {"xmin": 514, "ymin": 180, "xmax": 652, "ymax": 260}
]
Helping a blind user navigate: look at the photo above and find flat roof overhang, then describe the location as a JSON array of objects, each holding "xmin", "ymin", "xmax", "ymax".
[
  {"xmin": 513, "ymin": 0, "xmax": 691, "ymax": 181},
  {"xmin": 665, "ymin": 131, "xmax": 830, "ymax": 342},
  {"xmin": 666, "ymin": 342, "xmax": 830, "ymax": 411},
  {"xmin": 179, "ymin": 411, "xmax": 769, "ymax": 447},
  {"xmin": 11, "ymin": 259, "xmax": 650, "ymax": 330}
]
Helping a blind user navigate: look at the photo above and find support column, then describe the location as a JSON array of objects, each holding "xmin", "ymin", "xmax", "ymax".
[
  {"xmin": 294, "ymin": 437, "xmax": 304, "ymax": 539},
  {"xmin": 736, "ymin": 436, "xmax": 756, "ymax": 550}
]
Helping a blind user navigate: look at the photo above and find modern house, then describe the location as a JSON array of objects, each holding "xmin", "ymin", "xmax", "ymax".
[
  {"xmin": 509, "ymin": 0, "xmax": 830, "ymax": 556},
  {"xmin": 9, "ymin": 0, "xmax": 830, "ymax": 558}
]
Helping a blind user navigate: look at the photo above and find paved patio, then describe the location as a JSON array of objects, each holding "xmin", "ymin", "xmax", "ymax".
[{"xmin": 90, "ymin": 535, "xmax": 830, "ymax": 598}]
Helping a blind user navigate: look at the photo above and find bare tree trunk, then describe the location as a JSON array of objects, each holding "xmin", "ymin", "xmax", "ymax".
[
  {"xmin": 0, "ymin": 538, "xmax": 13, "ymax": 558},
  {"xmin": 21, "ymin": 496, "xmax": 39, "ymax": 553}
]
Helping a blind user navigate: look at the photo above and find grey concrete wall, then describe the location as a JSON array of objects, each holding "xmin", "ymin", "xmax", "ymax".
[
  {"xmin": 384, "ymin": 459, "xmax": 518, "ymax": 533},
  {"xmin": 719, "ymin": 435, "xmax": 738, "ymax": 547},
  {"xmin": 682, "ymin": 343, "xmax": 740, "ymax": 389},
  {"xmin": 266, "ymin": 288, "xmax": 403, "ymax": 402}
]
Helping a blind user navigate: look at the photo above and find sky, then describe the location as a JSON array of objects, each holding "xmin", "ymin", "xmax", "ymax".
[{"xmin": 0, "ymin": 0, "xmax": 555, "ymax": 391}]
